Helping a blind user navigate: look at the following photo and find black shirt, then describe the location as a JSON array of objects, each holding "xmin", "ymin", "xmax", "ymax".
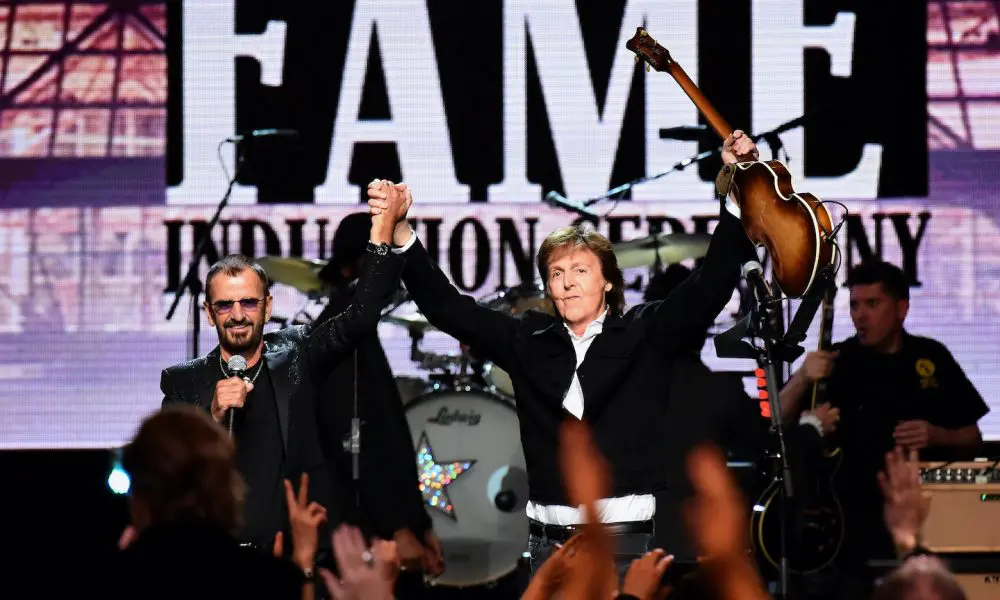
[
  {"xmin": 825, "ymin": 330, "xmax": 989, "ymax": 558},
  {"xmin": 230, "ymin": 362, "xmax": 287, "ymax": 548}
]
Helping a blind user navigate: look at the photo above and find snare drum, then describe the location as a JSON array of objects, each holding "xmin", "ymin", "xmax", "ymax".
[{"xmin": 405, "ymin": 387, "xmax": 528, "ymax": 587}]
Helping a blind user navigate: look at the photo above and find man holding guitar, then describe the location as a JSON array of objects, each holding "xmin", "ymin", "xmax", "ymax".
[{"xmin": 779, "ymin": 260, "xmax": 989, "ymax": 599}]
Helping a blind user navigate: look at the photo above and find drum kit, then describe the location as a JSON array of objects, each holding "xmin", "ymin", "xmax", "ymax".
[{"xmin": 258, "ymin": 230, "xmax": 712, "ymax": 590}]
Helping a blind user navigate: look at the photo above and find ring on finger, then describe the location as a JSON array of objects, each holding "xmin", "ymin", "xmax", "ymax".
[{"xmin": 361, "ymin": 549, "xmax": 374, "ymax": 568}]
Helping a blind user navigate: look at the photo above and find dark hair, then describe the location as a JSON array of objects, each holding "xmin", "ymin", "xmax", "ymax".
[
  {"xmin": 536, "ymin": 223, "xmax": 626, "ymax": 316},
  {"xmin": 205, "ymin": 254, "xmax": 269, "ymax": 302},
  {"xmin": 319, "ymin": 212, "xmax": 372, "ymax": 284},
  {"xmin": 122, "ymin": 406, "xmax": 245, "ymax": 532},
  {"xmin": 846, "ymin": 260, "xmax": 909, "ymax": 300},
  {"xmin": 644, "ymin": 264, "xmax": 704, "ymax": 355},
  {"xmin": 872, "ymin": 556, "xmax": 966, "ymax": 600}
]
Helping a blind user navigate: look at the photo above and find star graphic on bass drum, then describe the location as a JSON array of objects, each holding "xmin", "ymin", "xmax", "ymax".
[{"xmin": 416, "ymin": 431, "xmax": 476, "ymax": 519}]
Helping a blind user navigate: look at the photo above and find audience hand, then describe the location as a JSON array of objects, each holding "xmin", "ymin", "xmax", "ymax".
[
  {"xmin": 621, "ymin": 548, "xmax": 674, "ymax": 600},
  {"xmin": 685, "ymin": 444, "xmax": 769, "ymax": 600},
  {"xmin": 272, "ymin": 531, "xmax": 283, "ymax": 558},
  {"xmin": 391, "ymin": 529, "xmax": 425, "ymax": 573},
  {"xmin": 117, "ymin": 525, "xmax": 137, "ymax": 550},
  {"xmin": 422, "ymin": 530, "xmax": 445, "ymax": 576},
  {"xmin": 878, "ymin": 446, "xmax": 931, "ymax": 556},
  {"xmin": 284, "ymin": 473, "xmax": 328, "ymax": 570},
  {"xmin": 320, "ymin": 525, "xmax": 394, "ymax": 600}
]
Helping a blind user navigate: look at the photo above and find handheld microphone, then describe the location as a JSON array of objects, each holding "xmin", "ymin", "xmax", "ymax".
[
  {"xmin": 543, "ymin": 190, "xmax": 598, "ymax": 218},
  {"xmin": 741, "ymin": 261, "xmax": 774, "ymax": 304},
  {"xmin": 226, "ymin": 128, "xmax": 299, "ymax": 143},
  {"xmin": 226, "ymin": 355, "xmax": 248, "ymax": 437}
]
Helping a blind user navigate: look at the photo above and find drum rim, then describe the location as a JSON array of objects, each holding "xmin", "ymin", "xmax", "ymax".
[
  {"xmin": 428, "ymin": 562, "xmax": 521, "ymax": 588},
  {"xmin": 405, "ymin": 384, "xmax": 515, "ymax": 411}
]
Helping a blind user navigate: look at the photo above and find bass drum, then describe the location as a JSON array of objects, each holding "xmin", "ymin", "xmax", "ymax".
[{"xmin": 404, "ymin": 387, "xmax": 529, "ymax": 587}]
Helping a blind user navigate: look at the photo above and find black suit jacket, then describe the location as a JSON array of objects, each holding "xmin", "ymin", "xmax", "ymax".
[
  {"xmin": 400, "ymin": 210, "xmax": 757, "ymax": 505},
  {"xmin": 160, "ymin": 248, "xmax": 404, "ymax": 544},
  {"xmin": 316, "ymin": 282, "xmax": 431, "ymax": 540}
]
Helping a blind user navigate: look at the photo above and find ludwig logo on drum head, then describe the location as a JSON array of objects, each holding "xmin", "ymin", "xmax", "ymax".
[{"xmin": 428, "ymin": 406, "xmax": 482, "ymax": 426}]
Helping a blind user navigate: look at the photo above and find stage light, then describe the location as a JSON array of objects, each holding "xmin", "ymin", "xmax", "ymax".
[{"xmin": 107, "ymin": 449, "xmax": 130, "ymax": 495}]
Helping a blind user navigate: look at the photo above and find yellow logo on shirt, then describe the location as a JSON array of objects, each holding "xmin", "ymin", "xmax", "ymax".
[{"xmin": 916, "ymin": 358, "xmax": 937, "ymax": 388}]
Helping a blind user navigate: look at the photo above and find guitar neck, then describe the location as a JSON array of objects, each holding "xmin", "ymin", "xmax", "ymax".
[{"xmin": 665, "ymin": 62, "xmax": 733, "ymax": 140}]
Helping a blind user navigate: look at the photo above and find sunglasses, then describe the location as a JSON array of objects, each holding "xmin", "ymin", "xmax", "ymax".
[{"xmin": 209, "ymin": 297, "xmax": 266, "ymax": 314}]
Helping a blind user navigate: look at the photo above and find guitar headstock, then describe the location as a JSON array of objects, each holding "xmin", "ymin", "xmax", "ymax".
[{"xmin": 625, "ymin": 27, "xmax": 674, "ymax": 72}]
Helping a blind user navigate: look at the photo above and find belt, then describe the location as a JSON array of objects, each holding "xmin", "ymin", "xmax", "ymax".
[{"xmin": 528, "ymin": 518, "xmax": 653, "ymax": 544}]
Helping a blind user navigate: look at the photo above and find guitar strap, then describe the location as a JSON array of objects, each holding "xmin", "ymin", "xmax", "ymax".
[
  {"xmin": 783, "ymin": 264, "xmax": 835, "ymax": 347},
  {"xmin": 715, "ymin": 164, "xmax": 736, "ymax": 201}
]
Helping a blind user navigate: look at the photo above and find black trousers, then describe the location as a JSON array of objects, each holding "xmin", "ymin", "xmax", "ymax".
[{"xmin": 526, "ymin": 519, "xmax": 655, "ymax": 586}]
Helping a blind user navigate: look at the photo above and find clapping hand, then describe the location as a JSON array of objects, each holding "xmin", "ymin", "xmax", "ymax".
[{"xmin": 320, "ymin": 525, "xmax": 395, "ymax": 600}]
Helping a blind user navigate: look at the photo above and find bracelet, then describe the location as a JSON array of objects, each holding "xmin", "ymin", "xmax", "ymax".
[{"xmin": 367, "ymin": 241, "xmax": 390, "ymax": 256}]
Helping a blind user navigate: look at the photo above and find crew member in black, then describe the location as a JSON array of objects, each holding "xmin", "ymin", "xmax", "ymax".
[{"xmin": 779, "ymin": 260, "xmax": 989, "ymax": 600}]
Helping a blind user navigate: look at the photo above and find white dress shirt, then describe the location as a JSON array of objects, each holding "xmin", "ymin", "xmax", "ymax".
[{"xmin": 524, "ymin": 307, "xmax": 657, "ymax": 525}]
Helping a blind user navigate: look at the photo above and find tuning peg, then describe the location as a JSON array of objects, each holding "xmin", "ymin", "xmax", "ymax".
[
  {"xmin": 634, "ymin": 54, "xmax": 640, "ymax": 63},
  {"xmin": 645, "ymin": 63, "xmax": 651, "ymax": 72},
  {"xmin": 640, "ymin": 29, "xmax": 647, "ymax": 37}
]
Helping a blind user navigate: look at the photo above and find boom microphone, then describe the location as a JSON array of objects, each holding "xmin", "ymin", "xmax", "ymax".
[
  {"xmin": 543, "ymin": 190, "xmax": 598, "ymax": 218},
  {"xmin": 225, "ymin": 355, "xmax": 248, "ymax": 438},
  {"xmin": 226, "ymin": 129, "xmax": 299, "ymax": 143}
]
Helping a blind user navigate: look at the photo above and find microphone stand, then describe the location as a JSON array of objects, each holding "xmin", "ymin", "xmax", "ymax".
[
  {"xmin": 542, "ymin": 110, "xmax": 823, "ymax": 219},
  {"xmin": 165, "ymin": 142, "xmax": 246, "ymax": 359},
  {"xmin": 714, "ymin": 265, "xmax": 836, "ymax": 599}
]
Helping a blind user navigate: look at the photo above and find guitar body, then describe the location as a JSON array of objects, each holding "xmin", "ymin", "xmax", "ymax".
[
  {"xmin": 750, "ymin": 451, "xmax": 846, "ymax": 576},
  {"xmin": 728, "ymin": 161, "xmax": 835, "ymax": 298}
]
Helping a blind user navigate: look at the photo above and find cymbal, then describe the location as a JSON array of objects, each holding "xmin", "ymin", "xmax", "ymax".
[
  {"xmin": 382, "ymin": 312, "xmax": 436, "ymax": 333},
  {"xmin": 612, "ymin": 232, "xmax": 711, "ymax": 269},
  {"xmin": 256, "ymin": 256, "xmax": 328, "ymax": 294}
]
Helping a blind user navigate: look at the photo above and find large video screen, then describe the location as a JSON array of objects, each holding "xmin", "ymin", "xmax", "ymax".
[{"xmin": 1, "ymin": 0, "xmax": 998, "ymax": 448}]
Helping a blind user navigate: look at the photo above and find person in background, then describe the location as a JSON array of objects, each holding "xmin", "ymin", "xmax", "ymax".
[
  {"xmin": 315, "ymin": 212, "xmax": 444, "ymax": 597},
  {"xmin": 109, "ymin": 406, "xmax": 305, "ymax": 599},
  {"xmin": 779, "ymin": 260, "xmax": 989, "ymax": 599}
]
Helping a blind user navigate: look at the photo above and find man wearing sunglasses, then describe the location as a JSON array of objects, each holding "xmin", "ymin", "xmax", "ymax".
[{"xmin": 158, "ymin": 193, "xmax": 408, "ymax": 580}]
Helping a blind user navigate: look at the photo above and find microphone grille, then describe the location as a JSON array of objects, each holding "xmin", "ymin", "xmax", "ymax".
[
  {"xmin": 227, "ymin": 355, "xmax": 247, "ymax": 371},
  {"xmin": 741, "ymin": 260, "xmax": 764, "ymax": 277}
]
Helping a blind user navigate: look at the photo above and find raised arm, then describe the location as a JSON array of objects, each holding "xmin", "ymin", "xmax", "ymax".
[
  {"xmin": 641, "ymin": 131, "xmax": 760, "ymax": 354},
  {"xmin": 368, "ymin": 182, "xmax": 520, "ymax": 371},
  {"xmin": 303, "ymin": 200, "xmax": 405, "ymax": 374}
]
